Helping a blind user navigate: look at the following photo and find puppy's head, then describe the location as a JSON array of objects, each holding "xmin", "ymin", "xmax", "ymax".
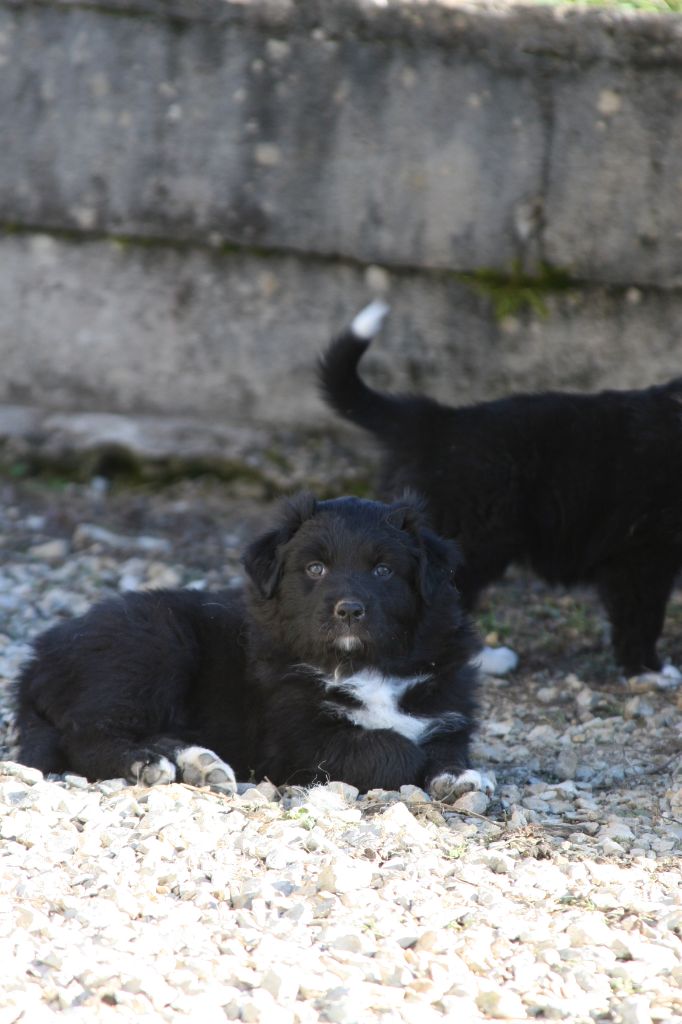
[{"xmin": 242, "ymin": 491, "xmax": 463, "ymax": 672}]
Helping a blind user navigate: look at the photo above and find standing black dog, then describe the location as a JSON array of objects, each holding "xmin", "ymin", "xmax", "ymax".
[
  {"xmin": 320, "ymin": 302, "xmax": 682, "ymax": 681},
  {"xmin": 15, "ymin": 493, "xmax": 492, "ymax": 799}
]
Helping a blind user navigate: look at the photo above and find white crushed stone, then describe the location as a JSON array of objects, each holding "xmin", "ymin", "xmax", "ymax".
[{"xmin": 0, "ymin": 495, "xmax": 681, "ymax": 1022}]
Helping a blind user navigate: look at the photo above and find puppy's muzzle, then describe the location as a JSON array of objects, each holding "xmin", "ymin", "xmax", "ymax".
[{"xmin": 334, "ymin": 599, "xmax": 366, "ymax": 622}]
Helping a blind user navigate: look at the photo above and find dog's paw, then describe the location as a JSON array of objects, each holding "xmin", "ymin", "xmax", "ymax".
[
  {"xmin": 472, "ymin": 645, "xmax": 519, "ymax": 677},
  {"xmin": 175, "ymin": 746, "xmax": 237, "ymax": 792},
  {"xmin": 428, "ymin": 768, "xmax": 496, "ymax": 803},
  {"xmin": 129, "ymin": 755, "xmax": 177, "ymax": 786},
  {"xmin": 661, "ymin": 663, "xmax": 682, "ymax": 686},
  {"xmin": 351, "ymin": 300, "xmax": 390, "ymax": 341},
  {"xmin": 628, "ymin": 663, "xmax": 682, "ymax": 692}
]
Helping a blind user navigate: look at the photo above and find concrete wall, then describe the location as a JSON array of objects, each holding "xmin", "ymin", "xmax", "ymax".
[{"xmin": 2, "ymin": 0, "xmax": 682, "ymax": 478}]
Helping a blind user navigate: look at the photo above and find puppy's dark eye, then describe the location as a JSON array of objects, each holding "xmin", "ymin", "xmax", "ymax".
[
  {"xmin": 372, "ymin": 563, "xmax": 393, "ymax": 578},
  {"xmin": 306, "ymin": 562, "xmax": 327, "ymax": 578}
]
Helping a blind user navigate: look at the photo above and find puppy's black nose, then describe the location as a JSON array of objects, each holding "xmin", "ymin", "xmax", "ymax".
[{"xmin": 334, "ymin": 599, "xmax": 366, "ymax": 621}]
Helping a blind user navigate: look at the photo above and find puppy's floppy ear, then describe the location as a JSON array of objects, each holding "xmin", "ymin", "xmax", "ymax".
[
  {"xmin": 384, "ymin": 492, "xmax": 458, "ymax": 602},
  {"xmin": 417, "ymin": 529, "xmax": 462, "ymax": 604},
  {"xmin": 384, "ymin": 490, "xmax": 428, "ymax": 533},
  {"xmin": 242, "ymin": 492, "xmax": 317, "ymax": 598}
]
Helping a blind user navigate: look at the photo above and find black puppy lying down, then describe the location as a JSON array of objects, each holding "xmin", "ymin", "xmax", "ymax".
[
  {"xmin": 320, "ymin": 303, "xmax": 682, "ymax": 683},
  {"xmin": 15, "ymin": 494, "xmax": 492, "ymax": 800}
]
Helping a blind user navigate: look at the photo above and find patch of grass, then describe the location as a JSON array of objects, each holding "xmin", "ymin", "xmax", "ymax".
[
  {"xmin": 557, "ymin": 893, "xmax": 598, "ymax": 910},
  {"xmin": 282, "ymin": 807, "xmax": 315, "ymax": 830},
  {"xmin": 459, "ymin": 263, "xmax": 574, "ymax": 321},
  {"xmin": 444, "ymin": 844, "xmax": 467, "ymax": 860}
]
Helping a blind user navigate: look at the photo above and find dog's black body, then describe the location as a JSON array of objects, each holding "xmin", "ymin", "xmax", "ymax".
[
  {"xmin": 16, "ymin": 494, "xmax": 481, "ymax": 793},
  {"xmin": 320, "ymin": 305, "xmax": 682, "ymax": 676}
]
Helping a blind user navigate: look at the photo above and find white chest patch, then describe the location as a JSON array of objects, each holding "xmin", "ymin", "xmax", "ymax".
[{"xmin": 323, "ymin": 668, "xmax": 432, "ymax": 743}]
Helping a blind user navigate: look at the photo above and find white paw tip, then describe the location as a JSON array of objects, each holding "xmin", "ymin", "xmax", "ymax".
[
  {"xmin": 130, "ymin": 756, "xmax": 176, "ymax": 786},
  {"xmin": 350, "ymin": 300, "xmax": 390, "ymax": 341},
  {"xmin": 176, "ymin": 745, "xmax": 237, "ymax": 789},
  {"xmin": 429, "ymin": 768, "xmax": 496, "ymax": 801},
  {"xmin": 632, "ymin": 666, "xmax": 682, "ymax": 692},
  {"xmin": 472, "ymin": 645, "xmax": 519, "ymax": 676}
]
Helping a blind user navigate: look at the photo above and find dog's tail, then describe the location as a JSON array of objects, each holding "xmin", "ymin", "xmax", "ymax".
[{"xmin": 319, "ymin": 300, "xmax": 405, "ymax": 439}]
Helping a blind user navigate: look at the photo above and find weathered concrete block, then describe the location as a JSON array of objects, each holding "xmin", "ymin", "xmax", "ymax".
[
  {"xmin": 2, "ymin": 232, "xmax": 682, "ymax": 450},
  {"xmin": 0, "ymin": 0, "xmax": 544, "ymax": 272},
  {"xmin": 545, "ymin": 66, "xmax": 682, "ymax": 286},
  {"xmin": 2, "ymin": 0, "xmax": 681, "ymax": 283}
]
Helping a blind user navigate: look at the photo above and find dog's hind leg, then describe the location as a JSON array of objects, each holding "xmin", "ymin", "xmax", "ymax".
[
  {"xmin": 61, "ymin": 732, "xmax": 237, "ymax": 790},
  {"xmin": 596, "ymin": 554, "xmax": 680, "ymax": 682},
  {"xmin": 14, "ymin": 702, "xmax": 67, "ymax": 775}
]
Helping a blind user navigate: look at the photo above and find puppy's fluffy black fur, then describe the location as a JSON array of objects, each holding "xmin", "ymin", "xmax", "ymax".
[
  {"xmin": 15, "ymin": 494, "xmax": 481, "ymax": 793},
  {"xmin": 320, "ymin": 304, "xmax": 682, "ymax": 676}
]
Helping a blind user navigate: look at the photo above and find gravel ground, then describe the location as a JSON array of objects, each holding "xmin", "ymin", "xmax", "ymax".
[{"xmin": 0, "ymin": 477, "xmax": 681, "ymax": 1024}]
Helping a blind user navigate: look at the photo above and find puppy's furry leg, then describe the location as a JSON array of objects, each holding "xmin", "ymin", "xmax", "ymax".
[
  {"xmin": 63, "ymin": 733, "xmax": 238, "ymax": 789},
  {"xmin": 60, "ymin": 732, "xmax": 184, "ymax": 785},
  {"xmin": 596, "ymin": 556, "xmax": 678, "ymax": 676},
  {"xmin": 14, "ymin": 702, "xmax": 67, "ymax": 775},
  {"xmin": 420, "ymin": 727, "xmax": 494, "ymax": 804}
]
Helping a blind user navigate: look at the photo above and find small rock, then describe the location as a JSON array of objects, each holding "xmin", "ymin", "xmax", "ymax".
[
  {"xmin": 527, "ymin": 723, "xmax": 558, "ymax": 745},
  {"xmin": 326, "ymin": 781, "xmax": 360, "ymax": 803},
  {"xmin": 556, "ymin": 748, "xmax": 579, "ymax": 779},
  {"xmin": 619, "ymin": 995, "xmax": 652, "ymax": 1024},
  {"xmin": 0, "ymin": 761, "xmax": 43, "ymax": 786},
  {"xmin": 73, "ymin": 523, "xmax": 171, "ymax": 555},
  {"xmin": 327, "ymin": 933, "xmax": 362, "ymax": 953},
  {"xmin": 599, "ymin": 837, "xmax": 626, "ymax": 856},
  {"xmin": 484, "ymin": 853, "xmax": 515, "ymax": 874},
  {"xmin": 508, "ymin": 804, "xmax": 528, "ymax": 828},
  {"xmin": 576, "ymin": 687, "xmax": 598, "ymax": 711},
  {"xmin": 28, "ymin": 539, "xmax": 69, "ymax": 562},
  {"xmin": 567, "ymin": 913, "xmax": 614, "ymax": 947},
  {"xmin": 259, "ymin": 968, "xmax": 299, "ymax": 1003},
  {"xmin": 255, "ymin": 780, "xmax": 279, "ymax": 801},
  {"xmin": 452, "ymin": 791, "xmax": 489, "ymax": 815},
  {"xmin": 414, "ymin": 930, "xmax": 441, "ymax": 952},
  {"xmin": 599, "ymin": 821, "xmax": 635, "ymax": 844},
  {"xmin": 317, "ymin": 857, "xmax": 374, "ymax": 894},
  {"xmin": 238, "ymin": 787, "xmax": 270, "ymax": 804},
  {"xmin": 476, "ymin": 987, "xmax": 526, "ymax": 1019},
  {"xmin": 399, "ymin": 784, "xmax": 429, "ymax": 802},
  {"xmin": 624, "ymin": 696, "xmax": 655, "ymax": 719},
  {"xmin": 63, "ymin": 773, "xmax": 90, "ymax": 790},
  {"xmin": 145, "ymin": 564, "xmax": 182, "ymax": 589},
  {"xmin": 380, "ymin": 800, "xmax": 431, "ymax": 844}
]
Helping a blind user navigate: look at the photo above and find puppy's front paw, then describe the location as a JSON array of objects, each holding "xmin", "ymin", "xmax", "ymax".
[
  {"xmin": 129, "ymin": 755, "xmax": 177, "ymax": 786},
  {"xmin": 175, "ymin": 746, "xmax": 237, "ymax": 792},
  {"xmin": 472, "ymin": 645, "xmax": 518, "ymax": 677},
  {"xmin": 429, "ymin": 768, "xmax": 496, "ymax": 804}
]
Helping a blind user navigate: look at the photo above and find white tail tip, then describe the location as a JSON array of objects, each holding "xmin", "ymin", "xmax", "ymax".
[{"xmin": 350, "ymin": 300, "xmax": 390, "ymax": 341}]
